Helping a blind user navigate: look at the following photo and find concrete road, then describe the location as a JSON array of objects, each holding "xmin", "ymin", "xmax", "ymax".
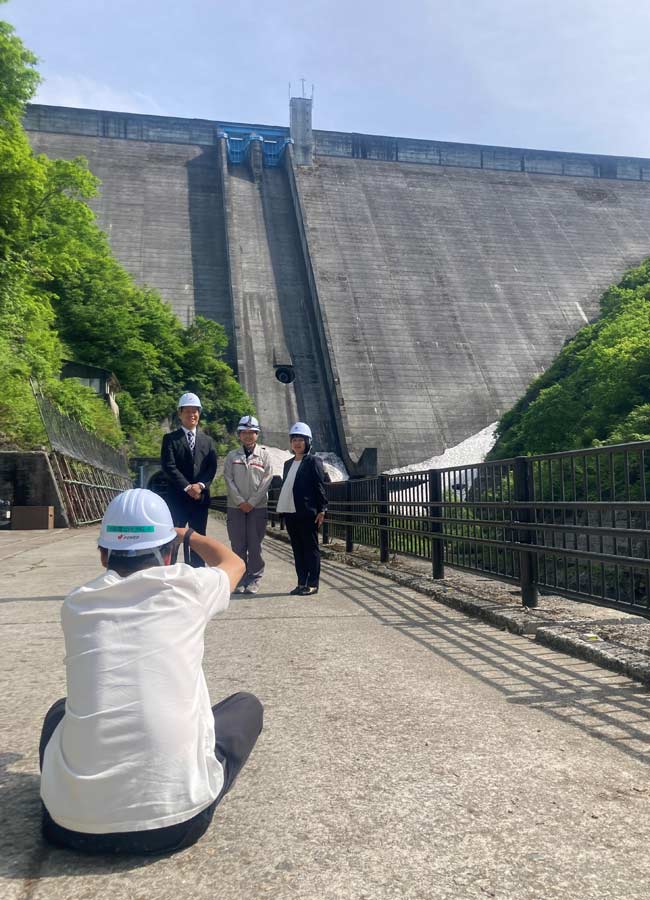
[{"xmin": 1, "ymin": 517, "xmax": 650, "ymax": 900}]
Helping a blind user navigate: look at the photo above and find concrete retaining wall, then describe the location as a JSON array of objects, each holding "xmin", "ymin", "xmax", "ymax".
[{"xmin": 0, "ymin": 452, "xmax": 69, "ymax": 527}]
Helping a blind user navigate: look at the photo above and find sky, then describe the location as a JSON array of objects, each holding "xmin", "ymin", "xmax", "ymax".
[{"xmin": 4, "ymin": 0, "xmax": 650, "ymax": 158}]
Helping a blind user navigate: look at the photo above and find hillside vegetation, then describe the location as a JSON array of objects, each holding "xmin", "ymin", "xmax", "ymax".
[
  {"xmin": 489, "ymin": 259, "xmax": 650, "ymax": 459},
  {"xmin": 0, "ymin": 6, "xmax": 253, "ymax": 456}
]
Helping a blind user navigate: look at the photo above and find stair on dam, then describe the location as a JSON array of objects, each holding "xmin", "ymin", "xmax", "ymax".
[{"xmin": 224, "ymin": 158, "xmax": 337, "ymax": 452}]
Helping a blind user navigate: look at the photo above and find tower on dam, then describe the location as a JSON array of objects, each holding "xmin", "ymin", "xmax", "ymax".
[{"xmin": 24, "ymin": 101, "xmax": 650, "ymax": 472}]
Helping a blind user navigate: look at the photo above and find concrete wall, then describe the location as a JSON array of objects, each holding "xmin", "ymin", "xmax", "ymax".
[
  {"xmin": 0, "ymin": 452, "xmax": 69, "ymax": 527},
  {"xmin": 295, "ymin": 156, "xmax": 650, "ymax": 468},
  {"xmin": 27, "ymin": 130, "xmax": 235, "ymax": 364},
  {"xmin": 23, "ymin": 105, "xmax": 650, "ymax": 469}
]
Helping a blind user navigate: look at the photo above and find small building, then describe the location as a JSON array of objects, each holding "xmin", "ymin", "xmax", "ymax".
[{"xmin": 60, "ymin": 360, "xmax": 121, "ymax": 419}]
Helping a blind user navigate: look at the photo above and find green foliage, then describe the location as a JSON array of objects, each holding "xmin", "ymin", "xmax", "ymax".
[
  {"xmin": 0, "ymin": 7, "xmax": 39, "ymax": 124},
  {"xmin": 0, "ymin": 10, "xmax": 253, "ymax": 453},
  {"xmin": 490, "ymin": 258, "xmax": 650, "ymax": 459}
]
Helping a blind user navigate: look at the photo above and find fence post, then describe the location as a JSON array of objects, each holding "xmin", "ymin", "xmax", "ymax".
[
  {"xmin": 345, "ymin": 480, "xmax": 354, "ymax": 553},
  {"xmin": 514, "ymin": 456, "xmax": 538, "ymax": 608},
  {"xmin": 378, "ymin": 475, "xmax": 389, "ymax": 563},
  {"xmin": 429, "ymin": 468, "xmax": 444, "ymax": 579},
  {"xmin": 322, "ymin": 483, "xmax": 331, "ymax": 544}
]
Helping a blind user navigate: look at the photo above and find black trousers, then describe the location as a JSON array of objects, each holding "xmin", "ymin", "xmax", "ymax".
[
  {"xmin": 284, "ymin": 513, "xmax": 321, "ymax": 588},
  {"xmin": 167, "ymin": 493, "xmax": 209, "ymax": 567},
  {"xmin": 39, "ymin": 691, "xmax": 263, "ymax": 855}
]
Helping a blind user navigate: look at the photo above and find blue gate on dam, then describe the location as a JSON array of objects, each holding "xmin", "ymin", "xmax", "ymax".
[
  {"xmin": 219, "ymin": 125, "xmax": 293, "ymax": 167},
  {"xmin": 262, "ymin": 440, "xmax": 650, "ymax": 618}
]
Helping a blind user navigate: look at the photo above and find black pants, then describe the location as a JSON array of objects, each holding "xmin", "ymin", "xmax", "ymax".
[
  {"xmin": 39, "ymin": 692, "xmax": 263, "ymax": 855},
  {"xmin": 284, "ymin": 513, "xmax": 321, "ymax": 588},
  {"xmin": 168, "ymin": 494, "xmax": 209, "ymax": 567}
]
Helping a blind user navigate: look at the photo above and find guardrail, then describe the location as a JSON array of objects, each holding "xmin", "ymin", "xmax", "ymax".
[
  {"xmin": 213, "ymin": 440, "xmax": 650, "ymax": 618},
  {"xmin": 32, "ymin": 383, "xmax": 133, "ymax": 525}
]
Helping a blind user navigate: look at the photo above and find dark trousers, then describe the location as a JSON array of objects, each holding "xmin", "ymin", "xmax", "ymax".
[
  {"xmin": 39, "ymin": 692, "xmax": 263, "ymax": 855},
  {"xmin": 168, "ymin": 494, "xmax": 210, "ymax": 567},
  {"xmin": 284, "ymin": 513, "xmax": 321, "ymax": 588}
]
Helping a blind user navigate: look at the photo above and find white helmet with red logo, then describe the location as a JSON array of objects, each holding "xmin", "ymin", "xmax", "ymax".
[{"xmin": 98, "ymin": 489, "xmax": 176, "ymax": 558}]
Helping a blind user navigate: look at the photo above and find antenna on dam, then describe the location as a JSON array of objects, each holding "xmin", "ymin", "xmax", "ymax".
[{"xmin": 289, "ymin": 85, "xmax": 314, "ymax": 166}]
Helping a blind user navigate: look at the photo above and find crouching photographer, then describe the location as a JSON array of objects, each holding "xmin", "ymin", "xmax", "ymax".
[{"xmin": 39, "ymin": 489, "xmax": 263, "ymax": 855}]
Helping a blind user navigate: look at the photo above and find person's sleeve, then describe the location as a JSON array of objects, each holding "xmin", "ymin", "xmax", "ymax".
[
  {"xmin": 313, "ymin": 457, "xmax": 328, "ymax": 513},
  {"xmin": 194, "ymin": 567, "xmax": 231, "ymax": 619},
  {"xmin": 248, "ymin": 451, "xmax": 274, "ymax": 507},
  {"xmin": 202, "ymin": 439, "xmax": 218, "ymax": 489},
  {"xmin": 224, "ymin": 453, "xmax": 245, "ymax": 506},
  {"xmin": 161, "ymin": 434, "xmax": 190, "ymax": 491}
]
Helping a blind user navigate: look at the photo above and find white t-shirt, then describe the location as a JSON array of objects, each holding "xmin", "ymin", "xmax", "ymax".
[
  {"xmin": 41, "ymin": 563, "xmax": 231, "ymax": 834},
  {"xmin": 276, "ymin": 459, "xmax": 302, "ymax": 513}
]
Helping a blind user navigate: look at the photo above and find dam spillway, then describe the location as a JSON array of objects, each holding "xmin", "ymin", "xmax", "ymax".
[{"xmin": 24, "ymin": 102, "xmax": 650, "ymax": 471}]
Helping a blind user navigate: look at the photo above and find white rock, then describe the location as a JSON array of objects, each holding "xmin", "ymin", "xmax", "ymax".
[{"xmin": 384, "ymin": 423, "xmax": 498, "ymax": 474}]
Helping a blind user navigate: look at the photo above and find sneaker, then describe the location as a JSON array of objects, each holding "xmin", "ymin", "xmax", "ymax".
[
  {"xmin": 245, "ymin": 583, "xmax": 259, "ymax": 594},
  {"xmin": 234, "ymin": 585, "xmax": 246, "ymax": 594}
]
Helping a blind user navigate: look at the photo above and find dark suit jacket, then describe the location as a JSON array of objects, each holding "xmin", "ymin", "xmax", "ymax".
[
  {"xmin": 281, "ymin": 454, "xmax": 328, "ymax": 517},
  {"xmin": 161, "ymin": 428, "xmax": 217, "ymax": 506}
]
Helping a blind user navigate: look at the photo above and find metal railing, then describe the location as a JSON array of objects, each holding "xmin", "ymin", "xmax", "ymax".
[
  {"xmin": 33, "ymin": 386, "xmax": 133, "ymax": 525},
  {"xmin": 212, "ymin": 441, "xmax": 650, "ymax": 618}
]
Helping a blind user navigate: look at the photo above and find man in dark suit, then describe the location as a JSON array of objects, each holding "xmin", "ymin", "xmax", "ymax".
[{"xmin": 161, "ymin": 392, "xmax": 218, "ymax": 567}]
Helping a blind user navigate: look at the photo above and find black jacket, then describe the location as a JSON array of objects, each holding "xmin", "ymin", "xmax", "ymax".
[
  {"xmin": 161, "ymin": 428, "xmax": 217, "ymax": 505},
  {"xmin": 281, "ymin": 454, "xmax": 328, "ymax": 517}
]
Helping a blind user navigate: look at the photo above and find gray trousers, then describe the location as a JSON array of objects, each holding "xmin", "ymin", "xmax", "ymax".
[{"xmin": 226, "ymin": 507, "xmax": 267, "ymax": 585}]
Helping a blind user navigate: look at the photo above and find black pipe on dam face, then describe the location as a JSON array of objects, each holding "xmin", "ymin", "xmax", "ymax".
[{"xmin": 25, "ymin": 104, "xmax": 650, "ymax": 471}]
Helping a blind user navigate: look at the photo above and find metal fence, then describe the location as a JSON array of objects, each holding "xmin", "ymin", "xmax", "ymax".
[
  {"xmin": 234, "ymin": 441, "xmax": 650, "ymax": 618},
  {"xmin": 34, "ymin": 388, "xmax": 132, "ymax": 525}
]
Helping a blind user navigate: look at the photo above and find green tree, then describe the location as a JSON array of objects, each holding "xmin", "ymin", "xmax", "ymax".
[
  {"xmin": 490, "ymin": 259, "xmax": 650, "ymax": 459},
  {"xmin": 0, "ymin": 6, "xmax": 253, "ymax": 453}
]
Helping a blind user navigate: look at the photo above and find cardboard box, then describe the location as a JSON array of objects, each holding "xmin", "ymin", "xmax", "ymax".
[{"xmin": 12, "ymin": 505, "xmax": 54, "ymax": 530}]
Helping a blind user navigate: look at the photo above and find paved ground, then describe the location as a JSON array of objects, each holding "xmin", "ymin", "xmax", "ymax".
[
  {"xmin": 2, "ymin": 517, "xmax": 650, "ymax": 900},
  {"xmin": 302, "ymin": 531, "xmax": 650, "ymax": 685}
]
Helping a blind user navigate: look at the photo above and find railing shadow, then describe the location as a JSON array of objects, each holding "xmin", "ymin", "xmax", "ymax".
[{"xmin": 307, "ymin": 552, "xmax": 650, "ymax": 766}]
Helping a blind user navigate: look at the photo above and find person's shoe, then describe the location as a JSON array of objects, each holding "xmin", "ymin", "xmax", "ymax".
[
  {"xmin": 289, "ymin": 586, "xmax": 305, "ymax": 595},
  {"xmin": 302, "ymin": 586, "xmax": 319, "ymax": 596},
  {"xmin": 234, "ymin": 584, "xmax": 246, "ymax": 594},
  {"xmin": 245, "ymin": 583, "xmax": 259, "ymax": 594}
]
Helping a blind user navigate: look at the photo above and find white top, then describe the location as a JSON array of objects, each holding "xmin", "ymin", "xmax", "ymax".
[
  {"xmin": 276, "ymin": 459, "xmax": 302, "ymax": 513},
  {"xmin": 41, "ymin": 563, "xmax": 231, "ymax": 834}
]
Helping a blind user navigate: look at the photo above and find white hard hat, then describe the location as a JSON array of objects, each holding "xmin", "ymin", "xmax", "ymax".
[
  {"xmin": 238, "ymin": 414, "xmax": 260, "ymax": 432},
  {"xmin": 99, "ymin": 489, "xmax": 176, "ymax": 554},
  {"xmin": 178, "ymin": 392, "xmax": 202, "ymax": 409},
  {"xmin": 289, "ymin": 421, "xmax": 312, "ymax": 439}
]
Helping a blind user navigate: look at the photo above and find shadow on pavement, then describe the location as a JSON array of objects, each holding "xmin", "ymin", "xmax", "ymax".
[
  {"xmin": 0, "ymin": 753, "xmax": 159, "ymax": 881},
  {"xmin": 0, "ymin": 596, "xmax": 66, "ymax": 605},
  {"xmin": 314, "ymin": 558, "xmax": 650, "ymax": 767}
]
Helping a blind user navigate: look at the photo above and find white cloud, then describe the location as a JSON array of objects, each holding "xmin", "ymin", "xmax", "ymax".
[{"xmin": 33, "ymin": 74, "xmax": 167, "ymax": 116}]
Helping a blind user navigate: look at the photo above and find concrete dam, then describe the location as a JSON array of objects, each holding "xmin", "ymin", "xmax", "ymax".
[{"xmin": 24, "ymin": 101, "xmax": 650, "ymax": 471}]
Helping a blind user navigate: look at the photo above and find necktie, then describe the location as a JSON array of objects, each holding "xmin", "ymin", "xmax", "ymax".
[{"xmin": 187, "ymin": 431, "xmax": 195, "ymax": 453}]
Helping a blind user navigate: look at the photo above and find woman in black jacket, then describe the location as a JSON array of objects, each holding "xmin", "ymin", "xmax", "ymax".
[{"xmin": 276, "ymin": 422, "xmax": 327, "ymax": 596}]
